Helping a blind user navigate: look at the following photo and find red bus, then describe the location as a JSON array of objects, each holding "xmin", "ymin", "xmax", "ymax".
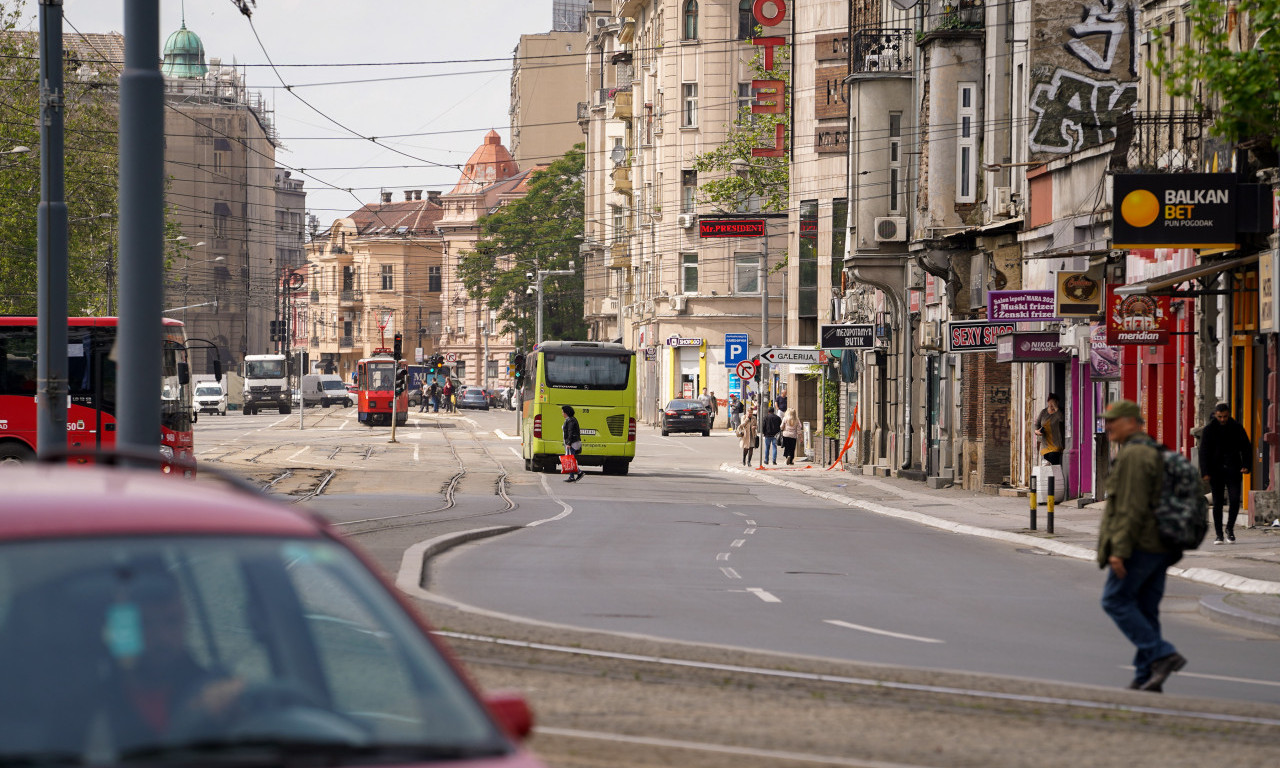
[
  {"xmin": 0, "ymin": 317, "xmax": 195, "ymax": 469},
  {"xmin": 357, "ymin": 355, "xmax": 408, "ymax": 427}
]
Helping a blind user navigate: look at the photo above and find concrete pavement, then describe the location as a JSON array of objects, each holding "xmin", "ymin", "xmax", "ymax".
[{"xmin": 711, "ymin": 446, "xmax": 1280, "ymax": 636}]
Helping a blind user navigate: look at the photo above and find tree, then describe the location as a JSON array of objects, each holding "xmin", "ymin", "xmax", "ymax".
[
  {"xmin": 0, "ymin": 5, "xmax": 124, "ymax": 315},
  {"xmin": 457, "ymin": 145, "xmax": 586, "ymax": 345},
  {"xmin": 691, "ymin": 42, "xmax": 790, "ymax": 213},
  {"xmin": 1153, "ymin": 0, "xmax": 1280, "ymax": 156}
]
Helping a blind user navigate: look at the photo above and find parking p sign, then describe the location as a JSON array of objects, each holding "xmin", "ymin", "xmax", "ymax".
[{"xmin": 724, "ymin": 333, "xmax": 750, "ymax": 368}]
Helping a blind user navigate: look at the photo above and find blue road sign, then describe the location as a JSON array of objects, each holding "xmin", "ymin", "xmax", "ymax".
[{"xmin": 724, "ymin": 333, "xmax": 750, "ymax": 368}]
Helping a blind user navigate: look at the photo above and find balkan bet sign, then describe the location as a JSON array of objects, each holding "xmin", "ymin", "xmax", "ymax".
[
  {"xmin": 1113, "ymin": 173, "xmax": 1237, "ymax": 249},
  {"xmin": 749, "ymin": 0, "xmax": 789, "ymax": 158},
  {"xmin": 946, "ymin": 320, "xmax": 1015, "ymax": 353}
]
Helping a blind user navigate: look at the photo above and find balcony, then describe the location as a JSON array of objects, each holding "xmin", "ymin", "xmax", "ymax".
[
  {"xmin": 612, "ymin": 89, "xmax": 633, "ymax": 119},
  {"xmin": 339, "ymin": 336, "xmax": 354, "ymax": 349},
  {"xmin": 609, "ymin": 242, "xmax": 631, "ymax": 271},
  {"xmin": 310, "ymin": 290, "xmax": 319, "ymax": 303},
  {"xmin": 927, "ymin": 1, "xmax": 983, "ymax": 34},
  {"xmin": 852, "ymin": 29, "xmax": 913, "ymax": 74},
  {"xmin": 339, "ymin": 289, "xmax": 363, "ymax": 305},
  {"xmin": 611, "ymin": 166, "xmax": 632, "ymax": 195}
]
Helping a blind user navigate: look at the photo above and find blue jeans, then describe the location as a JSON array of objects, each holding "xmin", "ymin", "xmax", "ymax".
[
  {"xmin": 763, "ymin": 436, "xmax": 778, "ymax": 464},
  {"xmin": 1101, "ymin": 549, "xmax": 1179, "ymax": 685}
]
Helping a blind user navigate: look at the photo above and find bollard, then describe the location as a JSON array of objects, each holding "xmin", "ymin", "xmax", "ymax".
[
  {"xmin": 1029, "ymin": 485, "xmax": 1037, "ymax": 531},
  {"xmin": 1047, "ymin": 476, "xmax": 1055, "ymax": 534}
]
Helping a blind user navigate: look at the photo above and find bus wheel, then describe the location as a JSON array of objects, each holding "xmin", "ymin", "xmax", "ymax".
[
  {"xmin": 604, "ymin": 458, "xmax": 629, "ymax": 476},
  {"xmin": 0, "ymin": 442, "xmax": 34, "ymax": 465}
]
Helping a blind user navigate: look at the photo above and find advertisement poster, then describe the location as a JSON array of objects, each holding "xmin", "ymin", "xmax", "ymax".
[
  {"xmin": 1090, "ymin": 324, "xmax": 1121, "ymax": 380},
  {"xmin": 1113, "ymin": 173, "xmax": 1238, "ymax": 249},
  {"xmin": 1056, "ymin": 266, "xmax": 1105, "ymax": 317},
  {"xmin": 988, "ymin": 290, "xmax": 1058, "ymax": 322},
  {"xmin": 1105, "ymin": 285, "xmax": 1172, "ymax": 345}
]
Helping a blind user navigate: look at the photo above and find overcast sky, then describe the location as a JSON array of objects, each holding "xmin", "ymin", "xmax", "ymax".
[{"xmin": 24, "ymin": 0, "xmax": 555, "ymax": 222}]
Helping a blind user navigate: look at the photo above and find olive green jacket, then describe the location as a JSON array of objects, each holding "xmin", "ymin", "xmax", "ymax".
[{"xmin": 1097, "ymin": 433, "xmax": 1167, "ymax": 567}]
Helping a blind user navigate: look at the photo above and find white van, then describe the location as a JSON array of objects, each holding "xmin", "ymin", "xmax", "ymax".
[
  {"xmin": 300, "ymin": 374, "xmax": 353, "ymax": 408},
  {"xmin": 194, "ymin": 382, "xmax": 228, "ymax": 416}
]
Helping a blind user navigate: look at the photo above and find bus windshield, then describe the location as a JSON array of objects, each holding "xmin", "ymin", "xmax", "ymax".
[
  {"xmin": 543, "ymin": 352, "xmax": 631, "ymax": 390},
  {"xmin": 245, "ymin": 360, "xmax": 285, "ymax": 379}
]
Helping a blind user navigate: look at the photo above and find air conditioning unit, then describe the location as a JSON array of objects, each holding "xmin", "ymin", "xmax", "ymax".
[
  {"xmin": 873, "ymin": 216, "xmax": 908, "ymax": 242},
  {"xmin": 677, "ymin": 213, "xmax": 695, "ymax": 228},
  {"xmin": 920, "ymin": 320, "xmax": 942, "ymax": 350},
  {"xmin": 593, "ymin": 16, "xmax": 617, "ymax": 31},
  {"xmin": 670, "ymin": 295, "xmax": 687, "ymax": 313},
  {"xmin": 993, "ymin": 186, "xmax": 1014, "ymax": 218}
]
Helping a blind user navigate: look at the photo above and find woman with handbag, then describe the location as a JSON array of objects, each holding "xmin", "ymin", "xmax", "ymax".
[
  {"xmin": 781, "ymin": 409, "xmax": 801, "ymax": 465},
  {"xmin": 561, "ymin": 404, "xmax": 584, "ymax": 482},
  {"xmin": 737, "ymin": 407, "xmax": 758, "ymax": 467}
]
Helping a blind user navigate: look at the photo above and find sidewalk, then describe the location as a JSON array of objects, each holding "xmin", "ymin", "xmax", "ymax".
[{"xmin": 718, "ymin": 457, "xmax": 1280, "ymax": 636}]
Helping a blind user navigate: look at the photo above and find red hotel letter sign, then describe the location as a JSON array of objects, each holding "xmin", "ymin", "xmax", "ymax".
[{"xmin": 751, "ymin": 3, "xmax": 787, "ymax": 158}]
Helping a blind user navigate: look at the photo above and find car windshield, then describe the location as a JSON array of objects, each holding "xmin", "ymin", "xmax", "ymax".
[
  {"xmin": 668, "ymin": 400, "xmax": 702, "ymax": 409},
  {"xmin": 195, "ymin": 386, "xmax": 221, "ymax": 397},
  {"xmin": 245, "ymin": 360, "xmax": 286, "ymax": 379},
  {"xmin": 0, "ymin": 536, "xmax": 510, "ymax": 763}
]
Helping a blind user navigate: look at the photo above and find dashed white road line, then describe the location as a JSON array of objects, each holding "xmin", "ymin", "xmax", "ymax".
[
  {"xmin": 493, "ymin": 429, "xmax": 520, "ymax": 440},
  {"xmin": 746, "ymin": 588, "xmax": 781, "ymax": 603},
  {"xmin": 824, "ymin": 619, "xmax": 944, "ymax": 644},
  {"xmin": 716, "ymin": 553, "xmax": 730, "ymax": 561},
  {"xmin": 286, "ymin": 446, "xmax": 311, "ymax": 461},
  {"xmin": 413, "ymin": 445, "xmax": 420, "ymax": 462},
  {"xmin": 508, "ymin": 447, "xmax": 522, "ymax": 459},
  {"xmin": 730, "ymin": 539, "xmax": 746, "ymax": 548},
  {"xmin": 745, "ymin": 519, "xmax": 756, "ymax": 526},
  {"xmin": 719, "ymin": 567, "xmax": 741, "ymax": 580},
  {"xmin": 745, "ymin": 528, "xmax": 756, "ymax": 535}
]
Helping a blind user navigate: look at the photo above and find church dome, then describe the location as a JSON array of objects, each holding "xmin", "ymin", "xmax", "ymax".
[
  {"xmin": 161, "ymin": 22, "xmax": 207, "ymax": 79},
  {"xmin": 450, "ymin": 130, "xmax": 519, "ymax": 194}
]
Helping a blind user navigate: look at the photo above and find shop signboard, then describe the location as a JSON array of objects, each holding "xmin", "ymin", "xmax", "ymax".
[
  {"xmin": 946, "ymin": 320, "xmax": 1016, "ymax": 353},
  {"xmin": 1055, "ymin": 266, "xmax": 1105, "ymax": 317},
  {"xmin": 665, "ymin": 335, "xmax": 704, "ymax": 347},
  {"xmin": 988, "ymin": 290, "xmax": 1058, "ymax": 322},
  {"xmin": 995, "ymin": 332, "xmax": 1071, "ymax": 363},
  {"xmin": 1089, "ymin": 324, "xmax": 1121, "ymax": 380},
  {"xmin": 642, "ymin": 347, "xmax": 658, "ymax": 362},
  {"xmin": 698, "ymin": 219, "xmax": 766, "ymax": 238},
  {"xmin": 1261, "ymin": 246, "xmax": 1278, "ymax": 333},
  {"xmin": 820, "ymin": 323, "xmax": 875, "ymax": 349},
  {"xmin": 1113, "ymin": 173, "xmax": 1239, "ymax": 249},
  {"xmin": 1105, "ymin": 284, "xmax": 1172, "ymax": 345}
]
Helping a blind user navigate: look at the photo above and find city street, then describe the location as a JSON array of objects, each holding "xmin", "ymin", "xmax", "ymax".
[{"xmin": 195, "ymin": 409, "xmax": 1280, "ymax": 767}]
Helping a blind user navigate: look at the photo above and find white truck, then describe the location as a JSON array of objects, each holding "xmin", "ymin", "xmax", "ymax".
[{"xmin": 242, "ymin": 354, "xmax": 291, "ymax": 415}]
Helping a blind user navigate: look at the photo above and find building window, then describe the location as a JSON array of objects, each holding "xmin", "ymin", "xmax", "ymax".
[
  {"xmin": 683, "ymin": 0, "xmax": 698, "ymax": 40},
  {"xmin": 681, "ymin": 170, "xmax": 697, "ymax": 213},
  {"xmin": 957, "ymin": 83, "xmax": 977, "ymax": 203},
  {"xmin": 831, "ymin": 198, "xmax": 848, "ymax": 290},
  {"xmin": 428, "ymin": 265, "xmax": 442, "ymax": 292},
  {"xmin": 681, "ymin": 253, "xmax": 698, "ymax": 293},
  {"xmin": 611, "ymin": 204, "xmax": 625, "ymax": 243},
  {"xmin": 454, "ymin": 360, "xmax": 467, "ymax": 381},
  {"xmin": 681, "ymin": 82, "xmax": 698, "ymax": 127},
  {"xmin": 888, "ymin": 112, "xmax": 902, "ymax": 213},
  {"xmin": 738, "ymin": 0, "xmax": 755, "ymax": 40},
  {"xmin": 734, "ymin": 253, "xmax": 760, "ymax": 294},
  {"xmin": 428, "ymin": 311, "xmax": 441, "ymax": 334},
  {"xmin": 799, "ymin": 201, "xmax": 818, "ymax": 318},
  {"xmin": 380, "ymin": 265, "xmax": 394, "ymax": 291},
  {"xmin": 456, "ymin": 309, "xmax": 465, "ymax": 333},
  {"xmin": 737, "ymin": 82, "xmax": 753, "ymax": 116}
]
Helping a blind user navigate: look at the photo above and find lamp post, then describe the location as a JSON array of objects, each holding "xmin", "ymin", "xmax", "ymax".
[
  {"xmin": 529, "ymin": 261, "xmax": 576, "ymax": 345},
  {"xmin": 730, "ymin": 158, "xmax": 777, "ymax": 448}
]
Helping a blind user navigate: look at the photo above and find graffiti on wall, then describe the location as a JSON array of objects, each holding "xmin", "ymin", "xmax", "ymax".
[{"xmin": 1029, "ymin": 0, "xmax": 1138, "ymax": 159}]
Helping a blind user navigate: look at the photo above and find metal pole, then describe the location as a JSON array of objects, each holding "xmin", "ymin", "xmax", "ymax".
[
  {"xmin": 117, "ymin": 0, "xmax": 164, "ymax": 461},
  {"xmin": 758, "ymin": 228, "xmax": 769, "ymax": 455},
  {"xmin": 36, "ymin": 0, "xmax": 68, "ymax": 460},
  {"xmin": 106, "ymin": 242, "xmax": 115, "ymax": 315},
  {"xmin": 536, "ymin": 275, "xmax": 544, "ymax": 345}
]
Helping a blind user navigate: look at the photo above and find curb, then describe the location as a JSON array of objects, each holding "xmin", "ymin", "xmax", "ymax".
[
  {"xmin": 720, "ymin": 464, "xmax": 1280, "ymax": 596},
  {"xmin": 1198, "ymin": 594, "xmax": 1280, "ymax": 637}
]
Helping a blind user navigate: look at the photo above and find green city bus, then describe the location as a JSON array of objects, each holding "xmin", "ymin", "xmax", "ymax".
[{"xmin": 519, "ymin": 341, "xmax": 636, "ymax": 475}]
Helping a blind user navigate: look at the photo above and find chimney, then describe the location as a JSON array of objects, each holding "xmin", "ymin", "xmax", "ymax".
[
  {"xmin": 380, "ymin": 191, "xmax": 392, "ymax": 204},
  {"xmin": 404, "ymin": 191, "xmax": 413, "ymax": 201},
  {"xmin": 413, "ymin": 190, "xmax": 423, "ymax": 201},
  {"xmin": 427, "ymin": 190, "xmax": 441, "ymax": 204}
]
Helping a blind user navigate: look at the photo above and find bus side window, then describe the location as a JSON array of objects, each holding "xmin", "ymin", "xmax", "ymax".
[{"xmin": 0, "ymin": 328, "xmax": 37, "ymax": 396}]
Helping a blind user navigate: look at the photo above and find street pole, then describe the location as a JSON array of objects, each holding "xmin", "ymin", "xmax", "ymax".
[
  {"xmin": 758, "ymin": 227, "xmax": 769, "ymax": 453},
  {"xmin": 117, "ymin": 0, "xmax": 164, "ymax": 462},
  {"xmin": 483, "ymin": 326, "xmax": 490, "ymax": 391},
  {"xmin": 535, "ymin": 265, "xmax": 575, "ymax": 346},
  {"xmin": 36, "ymin": 0, "xmax": 68, "ymax": 460},
  {"xmin": 106, "ymin": 242, "xmax": 115, "ymax": 315}
]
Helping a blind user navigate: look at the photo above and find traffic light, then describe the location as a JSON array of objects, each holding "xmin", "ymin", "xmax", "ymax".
[
  {"xmin": 395, "ymin": 366, "xmax": 408, "ymax": 395},
  {"xmin": 512, "ymin": 354, "xmax": 526, "ymax": 388},
  {"xmin": 269, "ymin": 320, "xmax": 280, "ymax": 341},
  {"xmin": 750, "ymin": 356, "xmax": 761, "ymax": 381},
  {"xmin": 393, "ymin": 333, "xmax": 403, "ymax": 361}
]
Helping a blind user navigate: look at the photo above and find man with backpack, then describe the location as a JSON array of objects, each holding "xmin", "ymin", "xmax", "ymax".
[{"xmin": 1097, "ymin": 400, "xmax": 1188, "ymax": 693}]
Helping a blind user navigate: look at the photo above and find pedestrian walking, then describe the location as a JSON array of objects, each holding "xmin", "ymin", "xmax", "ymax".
[
  {"xmin": 1097, "ymin": 399, "xmax": 1186, "ymax": 693},
  {"xmin": 760, "ymin": 406, "xmax": 782, "ymax": 466},
  {"xmin": 1033, "ymin": 393, "xmax": 1065, "ymax": 465},
  {"xmin": 781, "ymin": 408, "xmax": 801, "ymax": 465},
  {"xmin": 561, "ymin": 405, "xmax": 583, "ymax": 482},
  {"xmin": 728, "ymin": 394, "xmax": 743, "ymax": 432},
  {"xmin": 442, "ymin": 380, "xmax": 454, "ymax": 413},
  {"xmin": 418, "ymin": 381, "xmax": 429, "ymax": 413},
  {"xmin": 428, "ymin": 381, "xmax": 441, "ymax": 413},
  {"xmin": 1199, "ymin": 403, "xmax": 1251, "ymax": 544},
  {"xmin": 776, "ymin": 388, "xmax": 788, "ymax": 415},
  {"xmin": 706, "ymin": 390, "xmax": 719, "ymax": 428},
  {"xmin": 737, "ymin": 406, "xmax": 758, "ymax": 466}
]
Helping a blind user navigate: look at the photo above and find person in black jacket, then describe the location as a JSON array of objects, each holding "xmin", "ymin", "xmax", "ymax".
[
  {"xmin": 561, "ymin": 405, "xmax": 583, "ymax": 482},
  {"xmin": 760, "ymin": 406, "xmax": 783, "ymax": 466},
  {"xmin": 1199, "ymin": 403, "xmax": 1251, "ymax": 543}
]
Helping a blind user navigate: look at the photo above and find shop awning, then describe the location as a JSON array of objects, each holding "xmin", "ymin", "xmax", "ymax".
[{"xmin": 1114, "ymin": 253, "xmax": 1259, "ymax": 296}]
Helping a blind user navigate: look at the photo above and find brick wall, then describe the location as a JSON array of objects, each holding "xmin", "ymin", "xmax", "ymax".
[{"xmin": 960, "ymin": 352, "xmax": 1012, "ymax": 489}]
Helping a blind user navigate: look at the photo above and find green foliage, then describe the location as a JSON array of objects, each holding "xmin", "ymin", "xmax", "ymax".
[
  {"xmin": 1152, "ymin": 0, "xmax": 1280, "ymax": 152},
  {"xmin": 691, "ymin": 42, "xmax": 790, "ymax": 213},
  {"xmin": 822, "ymin": 373, "xmax": 840, "ymax": 438},
  {"xmin": 456, "ymin": 145, "xmax": 587, "ymax": 345},
  {"xmin": 0, "ymin": 5, "xmax": 123, "ymax": 314}
]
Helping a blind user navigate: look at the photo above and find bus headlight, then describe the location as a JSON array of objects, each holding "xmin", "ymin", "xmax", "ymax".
[{"xmin": 159, "ymin": 445, "xmax": 174, "ymax": 461}]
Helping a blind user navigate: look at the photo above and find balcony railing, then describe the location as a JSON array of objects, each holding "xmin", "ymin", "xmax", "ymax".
[
  {"xmin": 309, "ymin": 336, "xmax": 319, "ymax": 346},
  {"xmin": 339, "ymin": 336, "xmax": 354, "ymax": 349},
  {"xmin": 310, "ymin": 290, "xmax": 319, "ymax": 303},
  {"xmin": 852, "ymin": 29, "xmax": 913, "ymax": 74},
  {"xmin": 1111, "ymin": 111, "xmax": 1206, "ymax": 172},
  {"xmin": 577, "ymin": 101, "xmax": 590, "ymax": 121},
  {"xmin": 339, "ymin": 289, "xmax": 363, "ymax": 303}
]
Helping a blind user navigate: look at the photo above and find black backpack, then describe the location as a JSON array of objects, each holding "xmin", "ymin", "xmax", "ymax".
[{"xmin": 1138, "ymin": 437, "xmax": 1210, "ymax": 550}]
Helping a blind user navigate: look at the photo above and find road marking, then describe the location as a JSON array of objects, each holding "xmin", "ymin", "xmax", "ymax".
[
  {"xmin": 713, "ymin": 503, "xmax": 726, "ymax": 508},
  {"xmin": 746, "ymin": 588, "xmax": 781, "ymax": 603},
  {"xmin": 716, "ymin": 553, "xmax": 730, "ymax": 561},
  {"xmin": 745, "ymin": 520, "xmax": 756, "ymax": 526},
  {"xmin": 286, "ymin": 446, "xmax": 311, "ymax": 461},
  {"xmin": 535, "ymin": 727, "xmax": 934, "ymax": 768},
  {"xmin": 824, "ymin": 619, "xmax": 944, "ymax": 644},
  {"xmin": 719, "ymin": 567, "xmax": 741, "ymax": 580},
  {"xmin": 745, "ymin": 528, "xmax": 756, "ymax": 535},
  {"xmin": 413, "ymin": 445, "xmax": 420, "ymax": 462},
  {"xmin": 493, "ymin": 429, "xmax": 520, "ymax": 440},
  {"xmin": 508, "ymin": 447, "xmax": 522, "ymax": 459},
  {"xmin": 527, "ymin": 474, "xmax": 573, "ymax": 526},
  {"xmin": 731, "ymin": 539, "xmax": 746, "ymax": 548},
  {"xmin": 732, "ymin": 511, "xmax": 747, "ymax": 517},
  {"xmin": 338, "ymin": 419, "xmax": 347, "ymax": 430}
]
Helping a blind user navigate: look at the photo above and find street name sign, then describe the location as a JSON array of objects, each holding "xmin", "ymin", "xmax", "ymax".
[
  {"xmin": 759, "ymin": 347, "xmax": 825, "ymax": 365},
  {"xmin": 819, "ymin": 324, "xmax": 874, "ymax": 349}
]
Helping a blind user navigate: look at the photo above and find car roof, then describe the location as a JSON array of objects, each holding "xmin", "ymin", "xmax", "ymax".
[{"xmin": 0, "ymin": 466, "xmax": 324, "ymax": 542}]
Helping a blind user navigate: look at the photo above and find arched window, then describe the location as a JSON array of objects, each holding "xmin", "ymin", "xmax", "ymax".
[
  {"xmin": 683, "ymin": 0, "xmax": 698, "ymax": 40},
  {"xmin": 738, "ymin": 0, "xmax": 755, "ymax": 40}
]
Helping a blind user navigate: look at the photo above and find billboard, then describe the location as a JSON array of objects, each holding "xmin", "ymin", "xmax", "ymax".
[
  {"xmin": 1113, "ymin": 173, "xmax": 1238, "ymax": 249},
  {"xmin": 1105, "ymin": 285, "xmax": 1172, "ymax": 345},
  {"xmin": 988, "ymin": 290, "xmax": 1058, "ymax": 322},
  {"xmin": 947, "ymin": 320, "xmax": 1016, "ymax": 353},
  {"xmin": 1055, "ymin": 267, "xmax": 1105, "ymax": 317}
]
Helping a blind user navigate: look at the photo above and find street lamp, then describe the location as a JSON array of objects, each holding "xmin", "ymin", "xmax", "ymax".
[{"xmin": 529, "ymin": 261, "xmax": 575, "ymax": 345}]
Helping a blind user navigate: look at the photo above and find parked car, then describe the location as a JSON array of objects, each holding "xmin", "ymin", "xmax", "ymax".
[
  {"xmin": 0, "ymin": 463, "xmax": 545, "ymax": 767},
  {"xmin": 661, "ymin": 398, "xmax": 711, "ymax": 436},
  {"xmin": 193, "ymin": 382, "xmax": 227, "ymax": 416},
  {"xmin": 458, "ymin": 386, "xmax": 490, "ymax": 411}
]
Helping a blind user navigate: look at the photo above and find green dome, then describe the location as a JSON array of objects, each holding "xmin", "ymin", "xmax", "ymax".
[{"xmin": 161, "ymin": 22, "xmax": 207, "ymax": 79}]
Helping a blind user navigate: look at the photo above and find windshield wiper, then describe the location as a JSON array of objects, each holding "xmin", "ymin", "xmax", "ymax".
[
  {"xmin": 0, "ymin": 752, "xmax": 85, "ymax": 767},
  {"xmin": 120, "ymin": 739, "xmax": 509, "ymax": 765}
]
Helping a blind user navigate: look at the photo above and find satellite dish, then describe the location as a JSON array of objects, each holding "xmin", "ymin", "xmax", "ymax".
[
  {"xmin": 889, "ymin": 0, "xmax": 919, "ymax": 9},
  {"xmin": 609, "ymin": 144, "xmax": 627, "ymax": 166}
]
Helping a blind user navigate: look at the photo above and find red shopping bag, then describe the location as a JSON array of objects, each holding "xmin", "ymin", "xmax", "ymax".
[{"xmin": 560, "ymin": 453, "xmax": 579, "ymax": 474}]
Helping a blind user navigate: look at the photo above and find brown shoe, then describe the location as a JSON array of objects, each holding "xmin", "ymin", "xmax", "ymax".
[{"xmin": 1140, "ymin": 653, "xmax": 1186, "ymax": 691}]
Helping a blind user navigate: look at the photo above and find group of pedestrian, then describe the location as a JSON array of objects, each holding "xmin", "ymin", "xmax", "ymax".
[{"xmin": 416, "ymin": 379, "xmax": 458, "ymax": 413}]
